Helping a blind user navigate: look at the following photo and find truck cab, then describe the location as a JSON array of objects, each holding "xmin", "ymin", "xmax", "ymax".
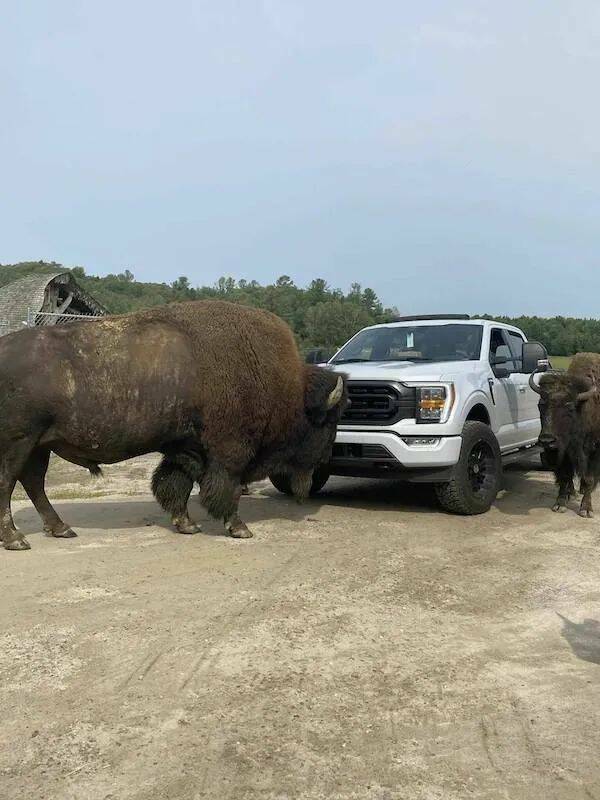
[{"xmin": 273, "ymin": 315, "xmax": 544, "ymax": 515}]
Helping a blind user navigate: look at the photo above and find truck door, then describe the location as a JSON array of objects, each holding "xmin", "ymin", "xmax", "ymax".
[
  {"xmin": 488, "ymin": 328, "xmax": 520, "ymax": 450},
  {"xmin": 504, "ymin": 329, "xmax": 541, "ymax": 446}
]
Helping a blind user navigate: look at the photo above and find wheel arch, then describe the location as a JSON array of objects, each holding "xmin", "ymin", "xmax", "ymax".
[{"xmin": 465, "ymin": 402, "xmax": 491, "ymax": 426}]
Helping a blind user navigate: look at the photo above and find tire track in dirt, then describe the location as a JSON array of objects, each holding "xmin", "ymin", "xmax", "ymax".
[{"xmin": 179, "ymin": 542, "xmax": 304, "ymax": 690}]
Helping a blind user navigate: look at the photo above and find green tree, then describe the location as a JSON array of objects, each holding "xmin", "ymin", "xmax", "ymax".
[
  {"xmin": 304, "ymin": 300, "xmax": 372, "ymax": 349},
  {"xmin": 4, "ymin": 261, "xmax": 599, "ymax": 358},
  {"xmin": 172, "ymin": 276, "xmax": 190, "ymax": 292}
]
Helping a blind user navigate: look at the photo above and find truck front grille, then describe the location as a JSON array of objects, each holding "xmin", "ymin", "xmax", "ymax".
[
  {"xmin": 341, "ymin": 381, "xmax": 416, "ymax": 426},
  {"xmin": 332, "ymin": 443, "xmax": 396, "ymax": 461}
]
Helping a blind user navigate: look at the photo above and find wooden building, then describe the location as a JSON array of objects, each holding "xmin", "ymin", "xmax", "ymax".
[{"xmin": 0, "ymin": 271, "xmax": 108, "ymax": 337}]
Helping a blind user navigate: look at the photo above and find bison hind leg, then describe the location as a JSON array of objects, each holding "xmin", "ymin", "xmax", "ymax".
[
  {"xmin": 21, "ymin": 448, "xmax": 78, "ymax": 538},
  {"xmin": 152, "ymin": 456, "xmax": 202, "ymax": 534}
]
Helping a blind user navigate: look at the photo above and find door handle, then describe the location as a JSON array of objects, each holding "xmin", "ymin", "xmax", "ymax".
[{"xmin": 519, "ymin": 386, "xmax": 527, "ymax": 393}]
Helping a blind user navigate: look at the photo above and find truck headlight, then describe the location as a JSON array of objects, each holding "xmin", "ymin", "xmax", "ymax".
[{"xmin": 417, "ymin": 387, "xmax": 448, "ymax": 422}]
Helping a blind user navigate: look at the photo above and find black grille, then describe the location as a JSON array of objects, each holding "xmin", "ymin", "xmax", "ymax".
[
  {"xmin": 341, "ymin": 381, "xmax": 417, "ymax": 426},
  {"xmin": 332, "ymin": 443, "xmax": 396, "ymax": 461}
]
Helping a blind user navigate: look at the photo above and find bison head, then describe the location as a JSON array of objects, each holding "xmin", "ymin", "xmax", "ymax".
[
  {"xmin": 277, "ymin": 367, "xmax": 347, "ymax": 500},
  {"xmin": 530, "ymin": 370, "xmax": 598, "ymax": 456}
]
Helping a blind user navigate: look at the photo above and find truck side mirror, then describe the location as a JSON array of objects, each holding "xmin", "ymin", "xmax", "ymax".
[
  {"xmin": 305, "ymin": 348, "xmax": 334, "ymax": 365},
  {"xmin": 522, "ymin": 341, "xmax": 549, "ymax": 374}
]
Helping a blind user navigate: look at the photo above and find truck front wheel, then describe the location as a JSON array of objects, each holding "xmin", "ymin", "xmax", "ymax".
[
  {"xmin": 434, "ymin": 422, "xmax": 501, "ymax": 515},
  {"xmin": 269, "ymin": 467, "xmax": 330, "ymax": 497}
]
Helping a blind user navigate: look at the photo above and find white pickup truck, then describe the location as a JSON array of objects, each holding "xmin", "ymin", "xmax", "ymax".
[{"xmin": 272, "ymin": 315, "xmax": 548, "ymax": 514}]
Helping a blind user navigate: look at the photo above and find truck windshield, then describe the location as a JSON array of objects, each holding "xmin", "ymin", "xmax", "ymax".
[{"xmin": 332, "ymin": 324, "xmax": 483, "ymax": 364}]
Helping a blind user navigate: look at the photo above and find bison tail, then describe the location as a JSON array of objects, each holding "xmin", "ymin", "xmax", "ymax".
[{"xmin": 89, "ymin": 464, "xmax": 103, "ymax": 478}]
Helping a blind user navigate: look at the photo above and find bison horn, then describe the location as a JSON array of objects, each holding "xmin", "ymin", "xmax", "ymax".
[
  {"xmin": 576, "ymin": 385, "xmax": 599, "ymax": 404},
  {"xmin": 529, "ymin": 371, "xmax": 542, "ymax": 395},
  {"xmin": 327, "ymin": 376, "xmax": 344, "ymax": 409}
]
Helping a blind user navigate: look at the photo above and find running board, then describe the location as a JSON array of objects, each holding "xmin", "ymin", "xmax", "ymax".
[{"xmin": 501, "ymin": 444, "xmax": 542, "ymax": 466}]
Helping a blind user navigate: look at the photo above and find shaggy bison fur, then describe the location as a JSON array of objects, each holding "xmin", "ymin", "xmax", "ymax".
[
  {"xmin": 0, "ymin": 300, "xmax": 346, "ymax": 550},
  {"xmin": 531, "ymin": 353, "xmax": 600, "ymax": 517}
]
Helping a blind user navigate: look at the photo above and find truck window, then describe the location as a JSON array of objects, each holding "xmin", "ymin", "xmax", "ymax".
[
  {"xmin": 489, "ymin": 328, "xmax": 522, "ymax": 372},
  {"xmin": 332, "ymin": 324, "xmax": 484, "ymax": 364},
  {"xmin": 489, "ymin": 328, "xmax": 512, "ymax": 370},
  {"xmin": 506, "ymin": 331, "xmax": 525, "ymax": 371}
]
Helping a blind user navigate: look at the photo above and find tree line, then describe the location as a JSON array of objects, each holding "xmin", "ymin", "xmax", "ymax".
[
  {"xmin": 76, "ymin": 270, "xmax": 399, "ymax": 352},
  {"xmin": 0, "ymin": 261, "xmax": 597, "ymax": 356}
]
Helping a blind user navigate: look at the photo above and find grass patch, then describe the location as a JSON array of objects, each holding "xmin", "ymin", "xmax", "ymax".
[{"xmin": 550, "ymin": 355, "xmax": 572, "ymax": 370}]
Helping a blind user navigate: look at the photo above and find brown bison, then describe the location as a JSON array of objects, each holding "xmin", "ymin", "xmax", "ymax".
[
  {"xmin": 530, "ymin": 353, "xmax": 600, "ymax": 517},
  {"xmin": 0, "ymin": 300, "xmax": 346, "ymax": 551}
]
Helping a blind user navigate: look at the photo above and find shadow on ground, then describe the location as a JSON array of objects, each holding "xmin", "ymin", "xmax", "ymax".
[
  {"xmin": 558, "ymin": 613, "xmax": 600, "ymax": 665},
  {"xmin": 11, "ymin": 454, "xmax": 570, "ymax": 542},
  {"xmin": 12, "ymin": 477, "xmax": 440, "ymax": 542},
  {"xmin": 495, "ymin": 461, "xmax": 559, "ymax": 516}
]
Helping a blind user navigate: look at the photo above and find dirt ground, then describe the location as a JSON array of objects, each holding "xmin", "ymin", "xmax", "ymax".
[{"xmin": 1, "ymin": 454, "xmax": 600, "ymax": 800}]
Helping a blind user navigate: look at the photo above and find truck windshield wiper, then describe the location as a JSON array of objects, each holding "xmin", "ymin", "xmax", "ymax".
[
  {"xmin": 333, "ymin": 356, "xmax": 435, "ymax": 364},
  {"xmin": 384, "ymin": 356, "xmax": 433, "ymax": 362},
  {"xmin": 331, "ymin": 358, "xmax": 372, "ymax": 364}
]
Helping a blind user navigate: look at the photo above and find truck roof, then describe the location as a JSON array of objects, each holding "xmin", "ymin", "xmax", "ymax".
[{"xmin": 365, "ymin": 318, "xmax": 522, "ymax": 331}]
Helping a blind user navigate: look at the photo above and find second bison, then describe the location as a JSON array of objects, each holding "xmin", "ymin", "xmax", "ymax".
[
  {"xmin": 530, "ymin": 352, "xmax": 600, "ymax": 517},
  {"xmin": 0, "ymin": 300, "xmax": 346, "ymax": 550}
]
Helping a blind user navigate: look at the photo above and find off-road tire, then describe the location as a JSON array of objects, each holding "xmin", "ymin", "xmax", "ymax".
[
  {"xmin": 269, "ymin": 467, "xmax": 330, "ymax": 497},
  {"xmin": 435, "ymin": 421, "xmax": 502, "ymax": 515}
]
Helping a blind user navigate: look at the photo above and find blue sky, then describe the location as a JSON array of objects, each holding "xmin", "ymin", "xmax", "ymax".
[{"xmin": 2, "ymin": 1, "xmax": 600, "ymax": 316}]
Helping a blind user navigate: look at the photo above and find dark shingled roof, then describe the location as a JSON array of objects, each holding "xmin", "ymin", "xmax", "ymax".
[{"xmin": 0, "ymin": 271, "xmax": 108, "ymax": 336}]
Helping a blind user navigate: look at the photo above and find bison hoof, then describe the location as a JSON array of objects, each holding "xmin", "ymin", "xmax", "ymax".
[
  {"xmin": 579, "ymin": 509, "xmax": 594, "ymax": 518},
  {"xmin": 552, "ymin": 504, "xmax": 568, "ymax": 513},
  {"xmin": 231, "ymin": 529, "xmax": 253, "ymax": 539},
  {"xmin": 174, "ymin": 520, "xmax": 202, "ymax": 535},
  {"xmin": 4, "ymin": 538, "xmax": 31, "ymax": 551},
  {"xmin": 52, "ymin": 527, "xmax": 77, "ymax": 538},
  {"xmin": 227, "ymin": 525, "xmax": 253, "ymax": 539}
]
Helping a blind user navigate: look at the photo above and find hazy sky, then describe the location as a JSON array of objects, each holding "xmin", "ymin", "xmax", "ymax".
[{"xmin": 3, "ymin": 2, "xmax": 600, "ymax": 316}]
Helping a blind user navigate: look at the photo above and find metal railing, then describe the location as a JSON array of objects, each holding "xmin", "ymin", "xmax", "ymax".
[
  {"xmin": 0, "ymin": 310, "xmax": 105, "ymax": 337},
  {"xmin": 26, "ymin": 308, "xmax": 102, "ymax": 327}
]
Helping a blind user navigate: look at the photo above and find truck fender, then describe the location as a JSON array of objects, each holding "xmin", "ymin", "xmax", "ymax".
[{"xmin": 462, "ymin": 390, "xmax": 494, "ymax": 428}]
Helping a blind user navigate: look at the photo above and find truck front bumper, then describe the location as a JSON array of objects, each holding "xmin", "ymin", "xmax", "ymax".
[{"xmin": 328, "ymin": 430, "xmax": 462, "ymax": 483}]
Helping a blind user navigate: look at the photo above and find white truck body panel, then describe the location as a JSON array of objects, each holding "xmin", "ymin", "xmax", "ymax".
[{"xmin": 327, "ymin": 318, "xmax": 541, "ymax": 473}]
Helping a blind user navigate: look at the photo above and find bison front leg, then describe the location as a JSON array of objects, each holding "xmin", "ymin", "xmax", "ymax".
[
  {"xmin": 579, "ymin": 476, "xmax": 596, "ymax": 518},
  {"xmin": 196, "ymin": 465, "xmax": 253, "ymax": 539},
  {"xmin": 553, "ymin": 458, "xmax": 576, "ymax": 513},
  {"xmin": 152, "ymin": 457, "xmax": 201, "ymax": 535},
  {"xmin": 224, "ymin": 484, "xmax": 252, "ymax": 539},
  {"xmin": 19, "ymin": 448, "xmax": 77, "ymax": 539}
]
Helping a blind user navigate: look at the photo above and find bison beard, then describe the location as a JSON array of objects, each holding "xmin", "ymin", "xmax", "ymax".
[{"xmin": 0, "ymin": 300, "xmax": 346, "ymax": 551}]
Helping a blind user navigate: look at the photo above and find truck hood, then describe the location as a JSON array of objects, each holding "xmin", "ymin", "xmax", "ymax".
[{"xmin": 329, "ymin": 360, "xmax": 479, "ymax": 382}]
